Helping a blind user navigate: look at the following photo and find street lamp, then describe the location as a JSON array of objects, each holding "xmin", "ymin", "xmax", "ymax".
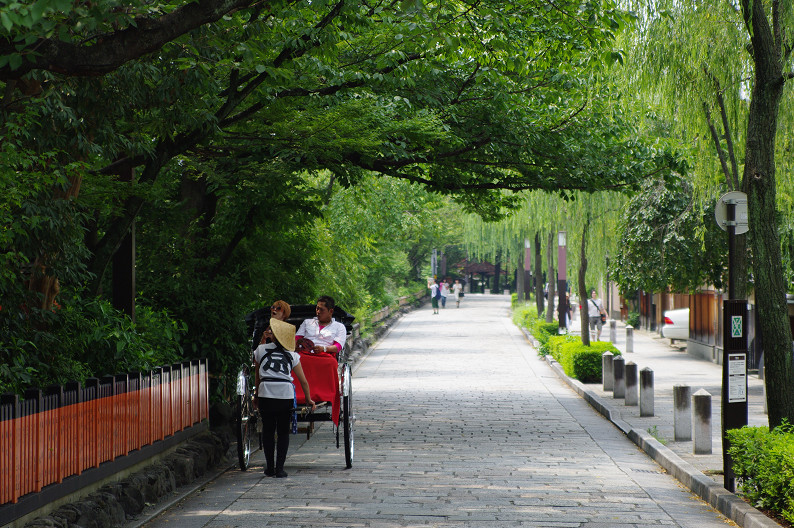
[{"xmin": 557, "ymin": 231, "xmax": 567, "ymax": 333}]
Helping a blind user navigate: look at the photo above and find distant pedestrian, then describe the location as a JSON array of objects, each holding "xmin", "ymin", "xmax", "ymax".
[
  {"xmin": 588, "ymin": 289, "xmax": 607, "ymax": 341},
  {"xmin": 440, "ymin": 280, "xmax": 449, "ymax": 308},
  {"xmin": 430, "ymin": 280, "xmax": 440, "ymax": 314},
  {"xmin": 452, "ymin": 279, "xmax": 463, "ymax": 308}
]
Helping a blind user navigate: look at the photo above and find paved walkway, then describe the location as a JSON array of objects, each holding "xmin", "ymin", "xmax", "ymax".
[
  {"xmin": 138, "ymin": 294, "xmax": 775, "ymax": 528},
  {"xmin": 549, "ymin": 306, "xmax": 777, "ymax": 527}
]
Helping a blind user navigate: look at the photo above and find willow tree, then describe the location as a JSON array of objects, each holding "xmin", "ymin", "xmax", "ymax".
[
  {"xmin": 620, "ymin": 0, "xmax": 794, "ymax": 426},
  {"xmin": 464, "ymin": 189, "xmax": 626, "ymax": 339}
]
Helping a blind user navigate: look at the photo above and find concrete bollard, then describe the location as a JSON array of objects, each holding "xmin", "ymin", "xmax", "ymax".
[
  {"xmin": 613, "ymin": 355, "xmax": 625, "ymax": 399},
  {"xmin": 625, "ymin": 325, "xmax": 634, "ymax": 353},
  {"xmin": 609, "ymin": 319, "xmax": 617, "ymax": 343},
  {"xmin": 504, "ymin": 289, "xmax": 510, "ymax": 296},
  {"xmin": 692, "ymin": 389, "xmax": 712, "ymax": 454},
  {"xmin": 673, "ymin": 385, "xmax": 692, "ymax": 441},
  {"xmin": 640, "ymin": 367, "xmax": 654, "ymax": 416},
  {"xmin": 624, "ymin": 361, "xmax": 638, "ymax": 406},
  {"xmin": 602, "ymin": 352, "xmax": 614, "ymax": 391}
]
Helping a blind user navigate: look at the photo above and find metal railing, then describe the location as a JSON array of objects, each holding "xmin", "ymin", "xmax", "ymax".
[{"xmin": 0, "ymin": 359, "xmax": 209, "ymax": 507}]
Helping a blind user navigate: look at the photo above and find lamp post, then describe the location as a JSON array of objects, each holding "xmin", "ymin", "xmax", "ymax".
[{"xmin": 558, "ymin": 231, "xmax": 567, "ymax": 333}]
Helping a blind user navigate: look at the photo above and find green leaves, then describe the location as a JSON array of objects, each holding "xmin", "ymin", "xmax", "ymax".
[{"xmin": 610, "ymin": 174, "xmax": 727, "ymax": 295}]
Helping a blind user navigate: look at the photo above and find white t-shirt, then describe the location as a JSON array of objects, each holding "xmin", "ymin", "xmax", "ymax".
[
  {"xmin": 296, "ymin": 317, "xmax": 347, "ymax": 350},
  {"xmin": 254, "ymin": 343, "xmax": 300, "ymax": 399},
  {"xmin": 440, "ymin": 283, "xmax": 449, "ymax": 297},
  {"xmin": 588, "ymin": 298, "xmax": 604, "ymax": 317},
  {"xmin": 452, "ymin": 283, "xmax": 462, "ymax": 297}
]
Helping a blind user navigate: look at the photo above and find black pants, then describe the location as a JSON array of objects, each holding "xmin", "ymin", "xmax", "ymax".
[{"xmin": 258, "ymin": 397, "xmax": 292, "ymax": 471}]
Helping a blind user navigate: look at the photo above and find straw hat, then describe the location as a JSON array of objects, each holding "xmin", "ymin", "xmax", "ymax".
[{"xmin": 269, "ymin": 318, "xmax": 296, "ymax": 352}]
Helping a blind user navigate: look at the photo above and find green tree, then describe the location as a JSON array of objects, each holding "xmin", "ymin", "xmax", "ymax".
[
  {"xmin": 620, "ymin": 0, "xmax": 794, "ymax": 427},
  {"xmin": 1, "ymin": 0, "xmax": 680, "ymax": 393}
]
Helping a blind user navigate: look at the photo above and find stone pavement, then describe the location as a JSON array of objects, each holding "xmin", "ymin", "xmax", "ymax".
[
  {"xmin": 546, "ymin": 308, "xmax": 777, "ymax": 527},
  {"xmin": 139, "ymin": 293, "xmax": 771, "ymax": 528}
]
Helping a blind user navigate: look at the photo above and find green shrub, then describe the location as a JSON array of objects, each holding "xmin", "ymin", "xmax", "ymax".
[
  {"xmin": 545, "ymin": 334, "xmax": 578, "ymax": 358},
  {"xmin": 728, "ymin": 422, "xmax": 794, "ymax": 523},
  {"xmin": 626, "ymin": 311, "xmax": 640, "ymax": 328},
  {"xmin": 511, "ymin": 304, "xmax": 538, "ymax": 329},
  {"xmin": 537, "ymin": 321, "xmax": 561, "ymax": 337},
  {"xmin": 554, "ymin": 340, "xmax": 620, "ymax": 382}
]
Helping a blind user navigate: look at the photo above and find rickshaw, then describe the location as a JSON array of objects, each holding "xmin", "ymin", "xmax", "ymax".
[{"xmin": 235, "ymin": 304, "xmax": 355, "ymax": 470}]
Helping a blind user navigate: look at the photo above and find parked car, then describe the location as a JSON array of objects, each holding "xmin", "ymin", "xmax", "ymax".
[{"xmin": 661, "ymin": 308, "xmax": 689, "ymax": 341}]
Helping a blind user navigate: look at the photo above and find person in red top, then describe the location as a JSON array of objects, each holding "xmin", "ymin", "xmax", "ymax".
[{"xmin": 295, "ymin": 295, "xmax": 347, "ymax": 356}]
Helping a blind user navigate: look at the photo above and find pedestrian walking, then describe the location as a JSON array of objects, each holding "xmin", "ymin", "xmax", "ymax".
[
  {"xmin": 452, "ymin": 279, "xmax": 463, "ymax": 308},
  {"xmin": 440, "ymin": 280, "xmax": 449, "ymax": 308},
  {"xmin": 587, "ymin": 289, "xmax": 607, "ymax": 341},
  {"xmin": 430, "ymin": 280, "xmax": 440, "ymax": 314}
]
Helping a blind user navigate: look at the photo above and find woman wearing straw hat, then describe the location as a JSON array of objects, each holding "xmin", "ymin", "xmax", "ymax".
[
  {"xmin": 254, "ymin": 318, "xmax": 315, "ymax": 478},
  {"xmin": 257, "ymin": 299, "xmax": 291, "ymax": 345}
]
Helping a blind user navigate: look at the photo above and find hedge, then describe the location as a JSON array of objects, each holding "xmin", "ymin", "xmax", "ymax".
[
  {"xmin": 727, "ymin": 422, "xmax": 794, "ymax": 523},
  {"xmin": 554, "ymin": 339, "xmax": 620, "ymax": 383}
]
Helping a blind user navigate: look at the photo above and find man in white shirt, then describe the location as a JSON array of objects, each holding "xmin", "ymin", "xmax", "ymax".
[
  {"xmin": 296, "ymin": 295, "xmax": 348, "ymax": 356},
  {"xmin": 588, "ymin": 289, "xmax": 607, "ymax": 341}
]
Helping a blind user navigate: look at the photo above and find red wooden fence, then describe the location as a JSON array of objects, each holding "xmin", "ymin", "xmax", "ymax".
[{"xmin": 0, "ymin": 359, "xmax": 209, "ymax": 507}]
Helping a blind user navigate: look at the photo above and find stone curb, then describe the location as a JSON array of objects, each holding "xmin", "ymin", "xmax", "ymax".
[{"xmin": 525, "ymin": 327, "xmax": 781, "ymax": 528}]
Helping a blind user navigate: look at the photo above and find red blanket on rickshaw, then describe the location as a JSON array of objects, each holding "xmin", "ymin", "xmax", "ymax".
[{"xmin": 292, "ymin": 351, "xmax": 341, "ymax": 425}]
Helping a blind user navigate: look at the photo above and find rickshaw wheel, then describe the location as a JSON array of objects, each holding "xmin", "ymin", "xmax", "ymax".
[
  {"xmin": 342, "ymin": 363, "xmax": 354, "ymax": 468},
  {"xmin": 236, "ymin": 393, "xmax": 253, "ymax": 470}
]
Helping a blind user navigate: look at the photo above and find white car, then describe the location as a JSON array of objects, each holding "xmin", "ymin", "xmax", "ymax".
[{"xmin": 661, "ymin": 308, "xmax": 689, "ymax": 341}]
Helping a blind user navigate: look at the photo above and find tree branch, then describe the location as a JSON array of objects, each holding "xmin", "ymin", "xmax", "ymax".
[
  {"xmin": 703, "ymin": 102, "xmax": 736, "ymax": 191},
  {"xmin": 0, "ymin": 0, "xmax": 262, "ymax": 80}
]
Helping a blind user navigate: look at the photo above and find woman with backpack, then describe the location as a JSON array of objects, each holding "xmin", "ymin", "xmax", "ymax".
[{"xmin": 254, "ymin": 318, "xmax": 315, "ymax": 478}]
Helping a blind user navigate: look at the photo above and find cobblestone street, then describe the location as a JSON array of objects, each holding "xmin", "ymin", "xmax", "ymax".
[{"xmin": 143, "ymin": 294, "xmax": 735, "ymax": 528}]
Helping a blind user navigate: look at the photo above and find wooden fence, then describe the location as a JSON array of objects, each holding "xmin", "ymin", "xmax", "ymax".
[{"xmin": 0, "ymin": 359, "xmax": 209, "ymax": 508}]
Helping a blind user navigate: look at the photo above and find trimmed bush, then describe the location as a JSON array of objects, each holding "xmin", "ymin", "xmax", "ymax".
[
  {"xmin": 727, "ymin": 422, "xmax": 794, "ymax": 523},
  {"xmin": 545, "ymin": 334, "xmax": 578, "ymax": 358},
  {"xmin": 554, "ymin": 340, "xmax": 620, "ymax": 382}
]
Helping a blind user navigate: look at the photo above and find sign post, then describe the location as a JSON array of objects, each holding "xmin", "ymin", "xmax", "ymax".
[
  {"xmin": 715, "ymin": 191, "xmax": 749, "ymax": 492},
  {"xmin": 722, "ymin": 300, "xmax": 748, "ymax": 491}
]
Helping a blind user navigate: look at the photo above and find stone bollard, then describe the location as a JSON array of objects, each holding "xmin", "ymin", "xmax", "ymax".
[
  {"xmin": 613, "ymin": 355, "xmax": 625, "ymax": 399},
  {"xmin": 503, "ymin": 289, "xmax": 510, "ymax": 296},
  {"xmin": 609, "ymin": 319, "xmax": 617, "ymax": 343},
  {"xmin": 640, "ymin": 367, "xmax": 654, "ymax": 417},
  {"xmin": 602, "ymin": 352, "xmax": 614, "ymax": 391},
  {"xmin": 692, "ymin": 389, "xmax": 712, "ymax": 454},
  {"xmin": 673, "ymin": 385, "xmax": 692, "ymax": 441},
  {"xmin": 624, "ymin": 361, "xmax": 638, "ymax": 406},
  {"xmin": 625, "ymin": 325, "xmax": 634, "ymax": 353}
]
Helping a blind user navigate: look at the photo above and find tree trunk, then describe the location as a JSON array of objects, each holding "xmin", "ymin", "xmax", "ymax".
[
  {"xmin": 579, "ymin": 220, "xmax": 590, "ymax": 346},
  {"xmin": 741, "ymin": 0, "xmax": 793, "ymax": 428},
  {"xmin": 545, "ymin": 231, "xmax": 555, "ymax": 323},
  {"xmin": 494, "ymin": 250, "xmax": 501, "ymax": 292},
  {"xmin": 534, "ymin": 233, "xmax": 544, "ymax": 316},
  {"xmin": 516, "ymin": 245, "xmax": 525, "ymax": 303},
  {"xmin": 27, "ymin": 173, "xmax": 83, "ymax": 310}
]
